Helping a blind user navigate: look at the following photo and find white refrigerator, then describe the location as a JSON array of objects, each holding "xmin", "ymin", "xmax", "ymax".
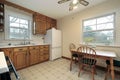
[{"xmin": 44, "ymin": 28, "xmax": 61, "ymax": 60}]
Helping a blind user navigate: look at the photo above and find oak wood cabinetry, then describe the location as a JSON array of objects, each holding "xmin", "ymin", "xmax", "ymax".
[
  {"xmin": 0, "ymin": 2, "xmax": 4, "ymax": 32},
  {"xmin": 51, "ymin": 19, "xmax": 57, "ymax": 29},
  {"xmin": 39, "ymin": 45, "xmax": 49, "ymax": 62},
  {"xmin": 29, "ymin": 46, "xmax": 39, "ymax": 65},
  {"xmin": 0, "ymin": 45, "xmax": 49, "ymax": 70},
  {"xmin": 46, "ymin": 17, "xmax": 57, "ymax": 30},
  {"xmin": 33, "ymin": 13, "xmax": 47, "ymax": 34},
  {"xmin": 33, "ymin": 13, "xmax": 57, "ymax": 35},
  {"xmin": 0, "ymin": 48, "xmax": 13, "ymax": 62},
  {"xmin": 13, "ymin": 47, "xmax": 28, "ymax": 70}
]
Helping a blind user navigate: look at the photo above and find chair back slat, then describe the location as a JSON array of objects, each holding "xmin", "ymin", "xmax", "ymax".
[{"xmin": 77, "ymin": 46, "xmax": 96, "ymax": 66}]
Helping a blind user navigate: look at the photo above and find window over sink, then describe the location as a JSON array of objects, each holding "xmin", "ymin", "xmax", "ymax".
[
  {"xmin": 8, "ymin": 16, "xmax": 31, "ymax": 40},
  {"xmin": 5, "ymin": 6, "xmax": 32, "ymax": 40},
  {"xmin": 82, "ymin": 13, "xmax": 115, "ymax": 46}
]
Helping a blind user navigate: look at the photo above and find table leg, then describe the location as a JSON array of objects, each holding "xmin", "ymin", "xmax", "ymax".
[{"xmin": 110, "ymin": 58, "xmax": 115, "ymax": 80}]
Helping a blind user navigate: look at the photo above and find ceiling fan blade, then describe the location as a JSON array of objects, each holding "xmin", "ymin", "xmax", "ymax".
[
  {"xmin": 58, "ymin": 0, "xmax": 71, "ymax": 4},
  {"xmin": 79, "ymin": 0, "xmax": 89, "ymax": 6}
]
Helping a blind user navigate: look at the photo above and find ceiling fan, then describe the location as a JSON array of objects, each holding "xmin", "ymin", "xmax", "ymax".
[{"xmin": 58, "ymin": 0, "xmax": 89, "ymax": 11}]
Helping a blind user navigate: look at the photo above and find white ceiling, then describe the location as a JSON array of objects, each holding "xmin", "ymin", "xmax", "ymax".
[{"xmin": 7, "ymin": 0, "xmax": 107, "ymax": 19}]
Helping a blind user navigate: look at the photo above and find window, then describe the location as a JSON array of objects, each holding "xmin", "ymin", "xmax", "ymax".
[
  {"xmin": 8, "ymin": 16, "xmax": 31, "ymax": 40},
  {"xmin": 83, "ymin": 13, "xmax": 115, "ymax": 45}
]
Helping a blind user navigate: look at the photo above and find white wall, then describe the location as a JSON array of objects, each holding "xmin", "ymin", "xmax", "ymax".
[
  {"xmin": 57, "ymin": 0, "xmax": 120, "ymax": 67},
  {"xmin": 0, "ymin": 6, "xmax": 44, "ymax": 45}
]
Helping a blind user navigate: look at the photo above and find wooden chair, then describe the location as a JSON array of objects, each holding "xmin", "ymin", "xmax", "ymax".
[
  {"xmin": 105, "ymin": 59, "xmax": 120, "ymax": 80},
  {"xmin": 69, "ymin": 43, "xmax": 78, "ymax": 71},
  {"xmin": 77, "ymin": 46, "xmax": 97, "ymax": 80}
]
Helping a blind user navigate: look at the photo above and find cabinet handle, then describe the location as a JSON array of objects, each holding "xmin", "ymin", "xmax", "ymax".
[
  {"xmin": 33, "ymin": 21, "xmax": 36, "ymax": 34},
  {"xmin": 33, "ymin": 48, "xmax": 35, "ymax": 49},
  {"xmin": 19, "ymin": 49, "xmax": 23, "ymax": 51}
]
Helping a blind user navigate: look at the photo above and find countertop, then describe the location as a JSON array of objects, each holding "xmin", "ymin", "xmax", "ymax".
[{"xmin": 0, "ymin": 44, "xmax": 50, "ymax": 48}]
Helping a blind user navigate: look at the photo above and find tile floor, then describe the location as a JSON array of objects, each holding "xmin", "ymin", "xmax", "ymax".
[{"xmin": 11, "ymin": 58, "xmax": 119, "ymax": 80}]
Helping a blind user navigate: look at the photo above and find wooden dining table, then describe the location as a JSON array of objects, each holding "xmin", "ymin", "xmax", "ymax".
[{"xmin": 71, "ymin": 49, "xmax": 116, "ymax": 80}]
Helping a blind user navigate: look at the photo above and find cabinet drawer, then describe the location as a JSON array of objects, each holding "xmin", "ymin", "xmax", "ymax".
[
  {"xmin": 39, "ymin": 46, "xmax": 44, "ymax": 48},
  {"xmin": 14, "ymin": 47, "xmax": 28, "ymax": 52},
  {"xmin": 39, "ymin": 45, "xmax": 49, "ymax": 48},
  {"xmin": 29, "ymin": 46, "xmax": 39, "ymax": 50},
  {"xmin": 1, "ymin": 48, "xmax": 12, "ymax": 51},
  {"xmin": 44, "ymin": 45, "xmax": 49, "ymax": 47}
]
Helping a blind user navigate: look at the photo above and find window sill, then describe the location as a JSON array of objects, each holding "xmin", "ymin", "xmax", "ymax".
[
  {"xmin": 80, "ymin": 44, "xmax": 120, "ymax": 48},
  {"xmin": 96, "ymin": 45, "xmax": 120, "ymax": 48}
]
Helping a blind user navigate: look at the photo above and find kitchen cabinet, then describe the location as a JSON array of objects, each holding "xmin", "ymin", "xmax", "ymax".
[
  {"xmin": 0, "ymin": 45, "xmax": 49, "ymax": 70},
  {"xmin": 33, "ymin": 13, "xmax": 57, "ymax": 35},
  {"xmin": 0, "ymin": 48, "xmax": 13, "ymax": 63},
  {"xmin": 29, "ymin": 46, "xmax": 39, "ymax": 65},
  {"xmin": 39, "ymin": 45, "xmax": 49, "ymax": 62},
  {"xmin": 46, "ymin": 17, "xmax": 51, "ymax": 30},
  {"xmin": 33, "ymin": 13, "xmax": 47, "ymax": 34},
  {"xmin": 0, "ymin": 2, "xmax": 4, "ymax": 32},
  {"xmin": 46, "ymin": 17, "xmax": 57, "ymax": 30},
  {"xmin": 51, "ymin": 19, "xmax": 57, "ymax": 29},
  {"xmin": 13, "ymin": 47, "xmax": 28, "ymax": 70}
]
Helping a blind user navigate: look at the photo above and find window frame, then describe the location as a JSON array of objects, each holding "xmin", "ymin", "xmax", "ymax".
[
  {"xmin": 8, "ymin": 15, "xmax": 31, "ymax": 40},
  {"xmin": 82, "ymin": 13, "xmax": 116, "ymax": 46},
  {"xmin": 5, "ymin": 6, "xmax": 32, "ymax": 40}
]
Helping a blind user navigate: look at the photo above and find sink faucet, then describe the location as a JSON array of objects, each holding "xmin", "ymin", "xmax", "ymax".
[
  {"xmin": 23, "ymin": 36, "xmax": 30, "ymax": 45},
  {"xmin": 22, "ymin": 29, "xmax": 30, "ymax": 45},
  {"xmin": 23, "ymin": 37, "xmax": 26, "ymax": 45}
]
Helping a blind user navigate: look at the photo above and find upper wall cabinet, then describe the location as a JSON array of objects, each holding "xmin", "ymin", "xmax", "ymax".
[
  {"xmin": 0, "ymin": 2, "xmax": 4, "ymax": 32},
  {"xmin": 33, "ymin": 13, "xmax": 57, "ymax": 35},
  {"xmin": 33, "ymin": 13, "xmax": 47, "ymax": 35},
  {"xmin": 46, "ymin": 17, "xmax": 57, "ymax": 30}
]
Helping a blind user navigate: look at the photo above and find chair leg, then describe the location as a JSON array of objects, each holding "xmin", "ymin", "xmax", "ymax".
[
  {"xmin": 92, "ymin": 66, "xmax": 95, "ymax": 80},
  {"xmin": 105, "ymin": 65, "xmax": 110, "ymax": 80},
  {"xmin": 78, "ymin": 64, "xmax": 83, "ymax": 77},
  {"xmin": 75, "ymin": 57, "xmax": 77, "ymax": 64},
  {"xmin": 94, "ymin": 65, "xmax": 97, "ymax": 75},
  {"xmin": 70, "ymin": 57, "xmax": 73, "ymax": 71}
]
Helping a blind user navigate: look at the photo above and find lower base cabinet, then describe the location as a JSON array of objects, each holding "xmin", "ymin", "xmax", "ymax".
[
  {"xmin": 0, "ymin": 45, "xmax": 49, "ymax": 70},
  {"xmin": 13, "ymin": 47, "xmax": 28, "ymax": 70},
  {"xmin": 39, "ymin": 45, "xmax": 49, "ymax": 62},
  {"xmin": 29, "ymin": 46, "xmax": 39, "ymax": 65},
  {"xmin": 0, "ymin": 48, "xmax": 14, "ymax": 65}
]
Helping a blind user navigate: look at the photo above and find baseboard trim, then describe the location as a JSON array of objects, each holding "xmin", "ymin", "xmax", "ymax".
[
  {"xmin": 62, "ymin": 56, "xmax": 70, "ymax": 60},
  {"xmin": 62, "ymin": 56, "xmax": 120, "ymax": 74}
]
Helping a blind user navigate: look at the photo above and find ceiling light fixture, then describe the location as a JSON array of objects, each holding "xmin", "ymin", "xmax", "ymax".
[{"xmin": 58, "ymin": 0, "xmax": 89, "ymax": 11}]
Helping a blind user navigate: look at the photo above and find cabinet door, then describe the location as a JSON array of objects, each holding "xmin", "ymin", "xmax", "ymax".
[
  {"xmin": 51, "ymin": 19, "xmax": 57, "ymax": 29},
  {"xmin": 33, "ymin": 13, "xmax": 47, "ymax": 34},
  {"xmin": 13, "ymin": 47, "xmax": 28, "ymax": 70},
  {"xmin": 14, "ymin": 51, "xmax": 27, "ymax": 70},
  {"xmin": 35, "ymin": 21, "xmax": 46, "ymax": 34},
  {"xmin": 29, "ymin": 49, "xmax": 39, "ymax": 65},
  {"xmin": 46, "ymin": 21, "xmax": 51, "ymax": 30}
]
